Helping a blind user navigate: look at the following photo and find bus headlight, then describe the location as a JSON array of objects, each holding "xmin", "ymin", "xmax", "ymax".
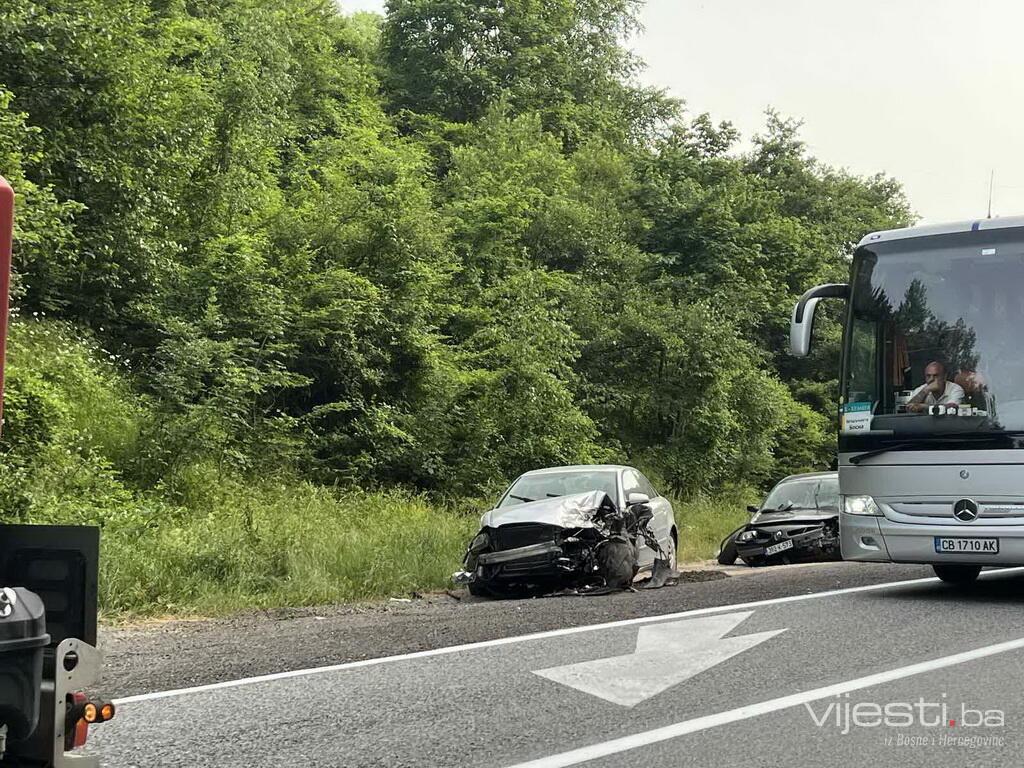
[{"xmin": 844, "ymin": 495, "xmax": 881, "ymax": 516}]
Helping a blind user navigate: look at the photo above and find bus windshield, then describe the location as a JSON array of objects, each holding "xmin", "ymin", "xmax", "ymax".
[{"xmin": 844, "ymin": 228, "xmax": 1024, "ymax": 437}]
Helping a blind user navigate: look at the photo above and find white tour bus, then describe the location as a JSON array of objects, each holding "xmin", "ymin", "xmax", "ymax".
[{"xmin": 791, "ymin": 216, "xmax": 1024, "ymax": 584}]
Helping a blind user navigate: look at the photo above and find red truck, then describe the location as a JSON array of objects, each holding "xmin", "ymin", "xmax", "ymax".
[{"xmin": 0, "ymin": 178, "xmax": 115, "ymax": 767}]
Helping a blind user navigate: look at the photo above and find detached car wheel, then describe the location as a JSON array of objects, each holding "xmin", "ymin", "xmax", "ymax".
[{"xmin": 932, "ymin": 564, "xmax": 982, "ymax": 584}]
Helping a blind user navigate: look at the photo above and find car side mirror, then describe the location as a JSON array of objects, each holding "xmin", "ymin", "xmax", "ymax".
[
  {"xmin": 790, "ymin": 283, "xmax": 849, "ymax": 357},
  {"xmin": 747, "ymin": 505, "xmax": 759, "ymax": 515},
  {"xmin": 626, "ymin": 492, "xmax": 650, "ymax": 507}
]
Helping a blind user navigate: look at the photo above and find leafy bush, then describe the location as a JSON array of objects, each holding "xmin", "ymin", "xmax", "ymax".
[{"xmin": 0, "ymin": 320, "xmax": 144, "ymax": 520}]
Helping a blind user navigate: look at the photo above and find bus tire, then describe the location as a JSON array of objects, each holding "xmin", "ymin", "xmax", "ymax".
[{"xmin": 932, "ymin": 564, "xmax": 981, "ymax": 584}]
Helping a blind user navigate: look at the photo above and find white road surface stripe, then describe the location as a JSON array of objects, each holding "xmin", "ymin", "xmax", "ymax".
[
  {"xmin": 533, "ymin": 612, "xmax": 787, "ymax": 707},
  {"xmin": 113, "ymin": 567, "xmax": 1024, "ymax": 705},
  {"xmin": 505, "ymin": 633, "xmax": 1024, "ymax": 768}
]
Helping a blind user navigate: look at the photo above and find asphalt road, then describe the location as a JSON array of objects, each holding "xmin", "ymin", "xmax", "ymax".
[{"xmin": 87, "ymin": 562, "xmax": 1024, "ymax": 767}]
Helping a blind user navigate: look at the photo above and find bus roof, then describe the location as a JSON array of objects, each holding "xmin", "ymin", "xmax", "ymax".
[{"xmin": 858, "ymin": 215, "xmax": 1024, "ymax": 247}]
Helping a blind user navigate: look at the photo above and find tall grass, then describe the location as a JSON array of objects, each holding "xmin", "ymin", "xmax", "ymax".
[
  {"xmin": 670, "ymin": 491, "xmax": 754, "ymax": 564},
  {"xmin": 99, "ymin": 482, "xmax": 481, "ymax": 616}
]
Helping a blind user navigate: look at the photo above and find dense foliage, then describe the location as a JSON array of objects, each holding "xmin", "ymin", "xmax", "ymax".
[{"xmin": 0, "ymin": 0, "xmax": 911, "ymax": 589}]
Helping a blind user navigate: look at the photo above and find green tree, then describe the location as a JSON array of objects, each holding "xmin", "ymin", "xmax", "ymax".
[
  {"xmin": 381, "ymin": 0, "xmax": 674, "ymax": 149},
  {"xmin": 0, "ymin": 0, "xmax": 911, "ymax": 507}
]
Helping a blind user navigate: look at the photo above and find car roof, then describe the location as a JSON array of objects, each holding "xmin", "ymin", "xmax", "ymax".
[
  {"xmin": 518, "ymin": 464, "xmax": 630, "ymax": 476},
  {"xmin": 776, "ymin": 471, "xmax": 838, "ymax": 484}
]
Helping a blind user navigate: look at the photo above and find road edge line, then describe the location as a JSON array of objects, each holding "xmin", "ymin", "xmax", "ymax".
[{"xmin": 113, "ymin": 567, "xmax": 1024, "ymax": 705}]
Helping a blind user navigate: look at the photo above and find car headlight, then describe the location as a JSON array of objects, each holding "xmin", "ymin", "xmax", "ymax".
[
  {"xmin": 469, "ymin": 531, "xmax": 491, "ymax": 553},
  {"xmin": 844, "ymin": 495, "xmax": 881, "ymax": 516},
  {"xmin": 738, "ymin": 530, "xmax": 757, "ymax": 542}
]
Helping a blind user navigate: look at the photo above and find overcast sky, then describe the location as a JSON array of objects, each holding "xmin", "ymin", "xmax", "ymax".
[{"xmin": 341, "ymin": 0, "xmax": 1024, "ymax": 223}]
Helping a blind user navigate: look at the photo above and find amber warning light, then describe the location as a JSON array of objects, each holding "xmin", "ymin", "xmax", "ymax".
[{"xmin": 65, "ymin": 691, "xmax": 116, "ymax": 751}]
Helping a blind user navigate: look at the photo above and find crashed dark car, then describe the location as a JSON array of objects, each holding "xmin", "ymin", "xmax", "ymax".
[
  {"xmin": 722, "ymin": 472, "xmax": 840, "ymax": 566},
  {"xmin": 454, "ymin": 465, "xmax": 678, "ymax": 597}
]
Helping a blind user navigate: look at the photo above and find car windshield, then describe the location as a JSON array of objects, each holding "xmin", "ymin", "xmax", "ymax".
[
  {"xmin": 498, "ymin": 471, "xmax": 619, "ymax": 507},
  {"xmin": 844, "ymin": 230, "xmax": 1024, "ymax": 437},
  {"xmin": 760, "ymin": 477, "xmax": 839, "ymax": 512}
]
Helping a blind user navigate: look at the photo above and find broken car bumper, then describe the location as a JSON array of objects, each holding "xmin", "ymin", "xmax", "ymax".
[
  {"xmin": 475, "ymin": 541, "xmax": 575, "ymax": 582},
  {"xmin": 476, "ymin": 541, "xmax": 563, "ymax": 565},
  {"xmin": 456, "ymin": 540, "xmax": 585, "ymax": 587},
  {"xmin": 735, "ymin": 523, "xmax": 835, "ymax": 561}
]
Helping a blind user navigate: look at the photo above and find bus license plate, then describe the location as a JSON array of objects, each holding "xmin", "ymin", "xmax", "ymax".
[
  {"xmin": 765, "ymin": 539, "xmax": 794, "ymax": 556},
  {"xmin": 934, "ymin": 537, "xmax": 999, "ymax": 554}
]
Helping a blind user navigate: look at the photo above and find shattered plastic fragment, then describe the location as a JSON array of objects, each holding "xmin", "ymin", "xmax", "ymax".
[{"xmin": 641, "ymin": 559, "xmax": 676, "ymax": 589}]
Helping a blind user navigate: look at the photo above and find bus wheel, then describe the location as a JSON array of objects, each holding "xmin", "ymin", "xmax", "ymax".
[{"xmin": 932, "ymin": 564, "xmax": 982, "ymax": 584}]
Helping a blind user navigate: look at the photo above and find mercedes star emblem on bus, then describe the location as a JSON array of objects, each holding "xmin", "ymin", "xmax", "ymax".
[
  {"xmin": 960, "ymin": 469, "xmax": 970, "ymax": 479},
  {"xmin": 953, "ymin": 499, "xmax": 980, "ymax": 522},
  {"xmin": 0, "ymin": 587, "xmax": 16, "ymax": 618}
]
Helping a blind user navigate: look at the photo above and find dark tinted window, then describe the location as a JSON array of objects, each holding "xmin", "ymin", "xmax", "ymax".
[{"xmin": 846, "ymin": 232, "xmax": 1024, "ymax": 433}]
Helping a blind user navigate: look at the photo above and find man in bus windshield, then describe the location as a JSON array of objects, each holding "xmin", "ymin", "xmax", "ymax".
[{"xmin": 906, "ymin": 361, "xmax": 965, "ymax": 413}]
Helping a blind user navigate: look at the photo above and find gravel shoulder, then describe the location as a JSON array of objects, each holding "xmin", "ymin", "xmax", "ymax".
[{"xmin": 98, "ymin": 561, "xmax": 932, "ymax": 699}]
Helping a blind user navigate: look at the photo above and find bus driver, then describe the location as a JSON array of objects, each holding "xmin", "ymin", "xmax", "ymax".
[{"xmin": 906, "ymin": 361, "xmax": 965, "ymax": 413}]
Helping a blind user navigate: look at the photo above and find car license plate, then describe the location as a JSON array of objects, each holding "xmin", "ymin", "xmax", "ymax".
[
  {"xmin": 933, "ymin": 537, "xmax": 999, "ymax": 554},
  {"xmin": 765, "ymin": 539, "xmax": 794, "ymax": 556}
]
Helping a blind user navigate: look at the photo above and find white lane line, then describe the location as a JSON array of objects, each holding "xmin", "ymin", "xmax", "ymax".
[
  {"xmin": 113, "ymin": 567, "xmax": 1024, "ymax": 705},
  {"xmin": 507, "ymin": 634, "xmax": 1024, "ymax": 768}
]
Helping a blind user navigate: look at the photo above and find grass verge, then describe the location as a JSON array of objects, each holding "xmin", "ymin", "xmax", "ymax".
[
  {"xmin": 99, "ymin": 483, "xmax": 480, "ymax": 618},
  {"xmin": 98, "ymin": 483, "xmax": 754, "ymax": 618},
  {"xmin": 670, "ymin": 491, "xmax": 754, "ymax": 564}
]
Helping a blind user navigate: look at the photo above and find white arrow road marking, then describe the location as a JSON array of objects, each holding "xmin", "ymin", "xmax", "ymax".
[
  {"xmin": 533, "ymin": 611, "xmax": 786, "ymax": 707},
  {"xmin": 509, "ymin": 634, "xmax": 1024, "ymax": 768}
]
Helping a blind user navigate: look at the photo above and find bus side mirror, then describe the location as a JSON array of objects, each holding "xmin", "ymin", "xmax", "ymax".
[{"xmin": 790, "ymin": 283, "xmax": 850, "ymax": 357}]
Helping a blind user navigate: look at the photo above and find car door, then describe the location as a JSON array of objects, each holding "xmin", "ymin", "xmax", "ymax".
[
  {"xmin": 622, "ymin": 468, "xmax": 663, "ymax": 568},
  {"xmin": 639, "ymin": 471, "xmax": 674, "ymax": 557}
]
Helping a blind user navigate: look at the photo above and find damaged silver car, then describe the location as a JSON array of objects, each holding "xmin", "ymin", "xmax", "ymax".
[{"xmin": 454, "ymin": 465, "xmax": 678, "ymax": 597}]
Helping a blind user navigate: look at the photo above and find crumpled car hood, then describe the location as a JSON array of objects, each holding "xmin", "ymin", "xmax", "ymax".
[{"xmin": 480, "ymin": 490, "xmax": 614, "ymax": 530}]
